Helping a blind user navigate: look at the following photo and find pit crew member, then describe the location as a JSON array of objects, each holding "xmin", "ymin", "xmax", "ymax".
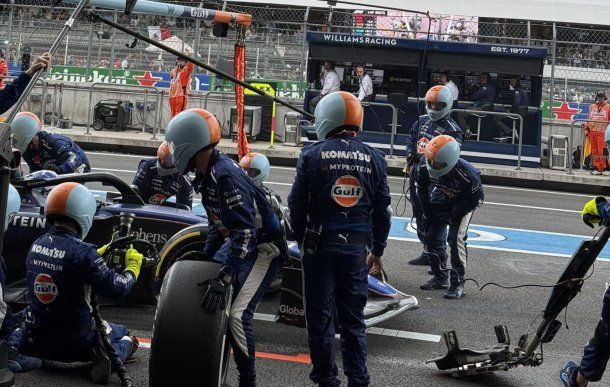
[
  {"xmin": 584, "ymin": 92, "xmax": 610, "ymax": 175},
  {"xmin": 415, "ymin": 135, "xmax": 484, "ymax": 299},
  {"xmin": 405, "ymin": 85, "xmax": 463, "ymax": 266},
  {"xmin": 0, "ymin": 53, "xmax": 51, "ymax": 114},
  {"xmin": 11, "ymin": 111, "xmax": 90, "ymax": 174},
  {"xmin": 288, "ymin": 91, "xmax": 392, "ymax": 386},
  {"xmin": 132, "ymin": 141, "xmax": 193, "ymax": 208},
  {"xmin": 8, "ymin": 182, "xmax": 142, "ymax": 384},
  {"xmin": 561, "ymin": 195, "xmax": 610, "ymax": 386},
  {"xmin": 239, "ymin": 152, "xmax": 281, "ymax": 202},
  {"xmin": 165, "ymin": 108, "xmax": 282, "ymax": 387}
]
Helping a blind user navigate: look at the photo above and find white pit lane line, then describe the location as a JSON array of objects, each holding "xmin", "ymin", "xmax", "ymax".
[
  {"xmin": 83, "ymin": 165, "xmax": 583, "ymax": 214},
  {"xmin": 253, "ymin": 313, "xmax": 440, "ymax": 343}
]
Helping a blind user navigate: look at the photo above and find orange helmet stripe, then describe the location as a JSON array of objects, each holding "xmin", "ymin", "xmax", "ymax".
[
  {"xmin": 46, "ymin": 182, "xmax": 78, "ymax": 216},
  {"xmin": 184, "ymin": 108, "xmax": 222, "ymax": 145},
  {"xmin": 425, "ymin": 85, "xmax": 444, "ymax": 103},
  {"xmin": 425, "ymin": 135, "xmax": 456, "ymax": 162},
  {"xmin": 239, "ymin": 153, "xmax": 255, "ymax": 169},
  {"xmin": 339, "ymin": 91, "xmax": 363, "ymax": 128},
  {"xmin": 157, "ymin": 141, "xmax": 171, "ymax": 162}
]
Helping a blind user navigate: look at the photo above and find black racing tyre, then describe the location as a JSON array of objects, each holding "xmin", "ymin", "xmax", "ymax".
[
  {"xmin": 149, "ymin": 260, "xmax": 231, "ymax": 387},
  {"xmin": 154, "ymin": 224, "xmax": 207, "ymax": 294}
]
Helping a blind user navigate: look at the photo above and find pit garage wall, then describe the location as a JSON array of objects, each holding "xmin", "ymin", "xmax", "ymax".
[{"xmin": 6, "ymin": 81, "xmax": 300, "ymax": 143}]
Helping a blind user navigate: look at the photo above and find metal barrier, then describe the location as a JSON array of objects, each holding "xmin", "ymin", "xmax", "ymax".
[
  {"xmin": 86, "ymin": 82, "xmax": 161, "ymax": 135},
  {"xmin": 203, "ymin": 90, "xmax": 235, "ymax": 110},
  {"xmin": 361, "ymin": 101, "xmax": 399, "ymax": 157},
  {"xmin": 450, "ymin": 109, "xmax": 524, "ymax": 169},
  {"xmin": 568, "ymin": 119, "xmax": 610, "ymax": 175}
]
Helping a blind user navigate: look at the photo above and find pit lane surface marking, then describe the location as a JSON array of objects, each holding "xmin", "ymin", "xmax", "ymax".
[
  {"xmin": 391, "ymin": 217, "xmax": 610, "ymax": 260},
  {"xmin": 86, "ymin": 152, "xmax": 594, "ymax": 198},
  {"xmin": 83, "ymin": 164, "xmax": 582, "ymax": 214},
  {"xmin": 252, "ymin": 313, "xmax": 441, "ymax": 342},
  {"xmin": 135, "ymin": 337, "xmax": 313, "ymax": 363}
]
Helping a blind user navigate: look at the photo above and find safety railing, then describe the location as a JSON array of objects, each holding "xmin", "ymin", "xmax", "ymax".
[
  {"xmin": 361, "ymin": 101, "xmax": 399, "ymax": 157},
  {"xmin": 449, "ymin": 109, "xmax": 524, "ymax": 170},
  {"xmin": 568, "ymin": 119, "xmax": 610, "ymax": 175},
  {"xmin": 86, "ymin": 82, "xmax": 161, "ymax": 136}
]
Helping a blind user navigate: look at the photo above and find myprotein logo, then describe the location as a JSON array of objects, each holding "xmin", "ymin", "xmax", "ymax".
[
  {"xmin": 332, "ymin": 175, "xmax": 363, "ymax": 208},
  {"xmin": 279, "ymin": 304, "xmax": 305, "ymax": 317},
  {"xmin": 34, "ymin": 274, "xmax": 58, "ymax": 304}
]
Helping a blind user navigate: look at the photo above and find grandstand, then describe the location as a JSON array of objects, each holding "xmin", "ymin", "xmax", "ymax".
[{"xmin": 0, "ymin": 0, "xmax": 609, "ymax": 105}]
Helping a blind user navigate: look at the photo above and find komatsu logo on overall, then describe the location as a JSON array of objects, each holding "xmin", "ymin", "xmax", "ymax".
[
  {"xmin": 332, "ymin": 175, "xmax": 363, "ymax": 207},
  {"xmin": 321, "ymin": 150, "xmax": 371, "ymax": 162}
]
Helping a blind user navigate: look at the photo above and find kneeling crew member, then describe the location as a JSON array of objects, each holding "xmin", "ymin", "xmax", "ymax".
[
  {"xmin": 288, "ymin": 91, "xmax": 392, "ymax": 386},
  {"xmin": 11, "ymin": 112, "xmax": 90, "ymax": 174},
  {"xmin": 132, "ymin": 141, "xmax": 193, "ymax": 208},
  {"xmin": 416, "ymin": 135, "xmax": 484, "ymax": 299},
  {"xmin": 9, "ymin": 183, "xmax": 142, "ymax": 384},
  {"xmin": 165, "ymin": 108, "xmax": 282, "ymax": 387}
]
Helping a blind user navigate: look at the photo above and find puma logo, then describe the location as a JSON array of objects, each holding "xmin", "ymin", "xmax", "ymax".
[
  {"xmin": 340, "ymin": 211, "xmax": 349, "ymax": 218},
  {"xmin": 337, "ymin": 233, "xmax": 349, "ymax": 243},
  {"xmin": 341, "ymin": 139, "xmax": 350, "ymax": 146}
]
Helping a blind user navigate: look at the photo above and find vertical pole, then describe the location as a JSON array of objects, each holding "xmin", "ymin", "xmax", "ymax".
[
  {"xmin": 327, "ymin": 7, "xmax": 333, "ymax": 33},
  {"xmin": 193, "ymin": 2, "xmax": 203, "ymax": 90},
  {"xmin": 527, "ymin": 20, "xmax": 531, "ymax": 45},
  {"xmin": 5, "ymin": 0, "xmax": 14, "ymax": 62},
  {"xmin": 64, "ymin": 35, "xmax": 69, "ymax": 65},
  {"xmin": 548, "ymin": 23, "xmax": 557, "ymax": 134},
  {"xmin": 255, "ymin": 47, "xmax": 259, "ymax": 76},
  {"xmin": 85, "ymin": 13, "xmax": 94, "ymax": 81},
  {"xmin": 300, "ymin": 7, "xmax": 310, "ymax": 82},
  {"xmin": 109, "ymin": 10, "xmax": 117, "ymax": 83}
]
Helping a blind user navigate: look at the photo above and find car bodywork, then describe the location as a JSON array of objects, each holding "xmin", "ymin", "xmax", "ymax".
[{"xmin": 5, "ymin": 171, "xmax": 419, "ymax": 326}]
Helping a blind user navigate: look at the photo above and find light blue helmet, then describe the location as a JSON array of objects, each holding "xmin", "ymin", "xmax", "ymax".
[
  {"xmin": 605, "ymin": 123, "xmax": 610, "ymax": 146},
  {"xmin": 45, "ymin": 182, "xmax": 97, "ymax": 239},
  {"xmin": 424, "ymin": 135, "xmax": 461, "ymax": 178},
  {"xmin": 6, "ymin": 184, "xmax": 20, "ymax": 231},
  {"xmin": 164, "ymin": 108, "xmax": 222, "ymax": 175},
  {"xmin": 239, "ymin": 152, "xmax": 270, "ymax": 186},
  {"xmin": 425, "ymin": 85, "xmax": 453, "ymax": 122},
  {"xmin": 11, "ymin": 112, "xmax": 41, "ymax": 153},
  {"xmin": 314, "ymin": 91, "xmax": 363, "ymax": 140}
]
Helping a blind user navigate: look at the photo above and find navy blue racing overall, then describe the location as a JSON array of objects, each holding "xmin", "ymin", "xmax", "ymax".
[{"xmin": 288, "ymin": 132, "xmax": 392, "ymax": 386}]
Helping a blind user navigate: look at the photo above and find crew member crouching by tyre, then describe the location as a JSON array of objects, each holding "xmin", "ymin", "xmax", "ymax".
[
  {"xmin": 132, "ymin": 141, "xmax": 193, "ymax": 208},
  {"xmin": 165, "ymin": 108, "xmax": 282, "ymax": 387},
  {"xmin": 406, "ymin": 85, "xmax": 464, "ymax": 267},
  {"xmin": 8, "ymin": 183, "xmax": 143, "ymax": 384},
  {"xmin": 415, "ymin": 135, "xmax": 484, "ymax": 299},
  {"xmin": 11, "ymin": 112, "xmax": 90, "ymax": 174},
  {"xmin": 288, "ymin": 91, "xmax": 392, "ymax": 386}
]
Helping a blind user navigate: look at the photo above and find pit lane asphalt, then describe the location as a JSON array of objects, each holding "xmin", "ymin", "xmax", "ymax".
[{"xmin": 15, "ymin": 151, "xmax": 610, "ymax": 386}]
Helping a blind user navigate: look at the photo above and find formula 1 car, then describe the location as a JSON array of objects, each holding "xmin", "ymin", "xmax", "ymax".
[{"xmin": 6, "ymin": 170, "xmax": 418, "ymax": 327}]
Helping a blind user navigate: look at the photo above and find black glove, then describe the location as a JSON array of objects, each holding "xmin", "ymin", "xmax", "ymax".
[
  {"xmin": 42, "ymin": 163, "xmax": 61, "ymax": 174},
  {"xmin": 197, "ymin": 270, "xmax": 233, "ymax": 313},
  {"xmin": 177, "ymin": 251, "xmax": 209, "ymax": 262}
]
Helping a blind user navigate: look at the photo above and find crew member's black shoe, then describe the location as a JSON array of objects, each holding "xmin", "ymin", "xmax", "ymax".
[{"xmin": 408, "ymin": 254, "xmax": 430, "ymax": 266}]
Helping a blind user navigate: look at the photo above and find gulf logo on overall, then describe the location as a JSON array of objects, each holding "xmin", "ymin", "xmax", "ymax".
[
  {"xmin": 34, "ymin": 274, "xmax": 58, "ymax": 304},
  {"xmin": 417, "ymin": 137, "xmax": 429, "ymax": 154},
  {"xmin": 332, "ymin": 175, "xmax": 363, "ymax": 207}
]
